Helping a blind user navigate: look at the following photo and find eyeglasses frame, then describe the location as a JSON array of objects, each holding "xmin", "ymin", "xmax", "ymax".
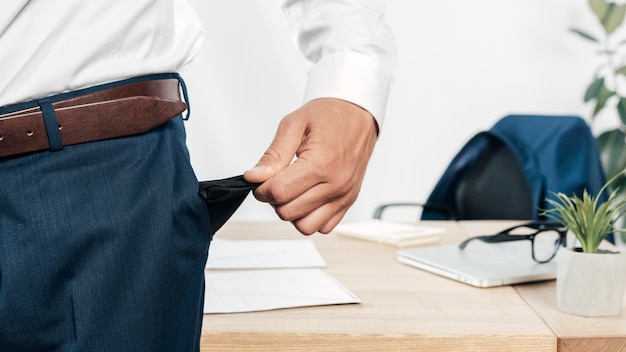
[{"xmin": 458, "ymin": 221, "xmax": 568, "ymax": 264}]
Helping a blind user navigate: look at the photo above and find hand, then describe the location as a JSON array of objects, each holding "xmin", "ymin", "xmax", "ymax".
[{"xmin": 243, "ymin": 98, "xmax": 378, "ymax": 235}]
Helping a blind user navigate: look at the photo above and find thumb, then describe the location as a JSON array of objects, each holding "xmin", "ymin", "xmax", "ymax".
[{"xmin": 244, "ymin": 117, "xmax": 304, "ymax": 183}]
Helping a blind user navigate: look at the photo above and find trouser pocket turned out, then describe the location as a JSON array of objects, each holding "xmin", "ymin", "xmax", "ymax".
[{"xmin": 198, "ymin": 175, "xmax": 259, "ymax": 236}]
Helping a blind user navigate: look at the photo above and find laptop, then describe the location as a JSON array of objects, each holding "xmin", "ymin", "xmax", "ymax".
[{"xmin": 397, "ymin": 240, "xmax": 557, "ymax": 288}]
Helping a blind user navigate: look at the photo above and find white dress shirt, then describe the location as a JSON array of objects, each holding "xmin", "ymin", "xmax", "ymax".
[{"xmin": 0, "ymin": 0, "xmax": 395, "ymax": 124}]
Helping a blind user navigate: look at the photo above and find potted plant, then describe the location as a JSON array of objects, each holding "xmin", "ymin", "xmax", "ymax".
[
  {"xmin": 570, "ymin": 0, "xmax": 626, "ymax": 245},
  {"xmin": 542, "ymin": 175, "xmax": 626, "ymax": 316}
]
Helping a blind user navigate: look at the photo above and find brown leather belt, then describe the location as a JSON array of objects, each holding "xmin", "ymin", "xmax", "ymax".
[{"xmin": 0, "ymin": 78, "xmax": 187, "ymax": 158}]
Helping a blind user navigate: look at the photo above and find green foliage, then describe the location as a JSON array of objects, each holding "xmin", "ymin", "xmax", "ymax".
[
  {"xmin": 571, "ymin": 0, "xmax": 626, "ymax": 123},
  {"xmin": 572, "ymin": 0, "xmax": 626, "ymax": 243},
  {"xmin": 598, "ymin": 129, "xmax": 626, "ymax": 180},
  {"xmin": 587, "ymin": 0, "xmax": 626, "ymax": 34},
  {"xmin": 542, "ymin": 174, "xmax": 626, "ymax": 253}
]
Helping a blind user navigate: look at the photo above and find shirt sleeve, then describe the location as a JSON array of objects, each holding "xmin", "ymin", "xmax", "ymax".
[{"xmin": 279, "ymin": 0, "xmax": 397, "ymax": 127}]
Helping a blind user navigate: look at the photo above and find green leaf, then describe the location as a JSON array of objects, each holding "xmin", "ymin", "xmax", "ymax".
[
  {"xmin": 597, "ymin": 129, "xmax": 626, "ymax": 178},
  {"xmin": 593, "ymin": 100, "xmax": 607, "ymax": 118},
  {"xmin": 569, "ymin": 28, "xmax": 600, "ymax": 42},
  {"xmin": 617, "ymin": 66, "xmax": 626, "ymax": 76},
  {"xmin": 602, "ymin": 2, "xmax": 617, "ymax": 30},
  {"xmin": 618, "ymin": 97, "xmax": 626, "ymax": 125},
  {"xmin": 590, "ymin": 0, "xmax": 609, "ymax": 23},
  {"xmin": 611, "ymin": 174, "xmax": 626, "ymax": 193},
  {"xmin": 603, "ymin": 3, "xmax": 626, "ymax": 34},
  {"xmin": 591, "ymin": 85, "xmax": 615, "ymax": 117},
  {"xmin": 584, "ymin": 77, "xmax": 605, "ymax": 102}
]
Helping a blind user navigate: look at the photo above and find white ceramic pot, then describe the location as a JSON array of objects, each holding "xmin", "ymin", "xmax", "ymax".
[{"xmin": 556, "ymin": 247, "xmax": 626, "ymax": 317}]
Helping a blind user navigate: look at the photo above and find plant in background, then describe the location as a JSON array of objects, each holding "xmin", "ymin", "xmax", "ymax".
[
  {"xmin": 570, "ymin": 0, "xmax": 626, "ymax": 188},
  {"xmin": 570, "ymin": 0, "xmax": 626, "ymax": 243},
  {"xmin": 542, "ymin": 174, "xmax": 626, "ymax": 253}
]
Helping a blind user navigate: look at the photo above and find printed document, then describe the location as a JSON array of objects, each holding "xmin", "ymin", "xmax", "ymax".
[{"xmin": 204, "ymin": 269, "xmax": 360, "ymax": 313}]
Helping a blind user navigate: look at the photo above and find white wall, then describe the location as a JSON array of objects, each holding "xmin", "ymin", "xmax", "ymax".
[{"xmin": 182, "ymin": 0, "xmax": 619, "ymax": 223}]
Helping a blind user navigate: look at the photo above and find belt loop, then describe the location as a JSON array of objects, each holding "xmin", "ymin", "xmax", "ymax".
[
  {"xmin": 176, "ymin": 74, "xmax": 191, "ymax": 121},
  {"xmin": 37, "ymin": 99, "xmax": 64, "ymax": 152}
]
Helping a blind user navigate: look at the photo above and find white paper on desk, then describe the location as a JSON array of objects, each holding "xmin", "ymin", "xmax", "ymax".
[
  {"xmin": 203, "ymin": 269, "xmax": 361, "ymax": 314},
  {"xmin": 206, "ymin": 238, "xmax": 326, "ymax": 269}
]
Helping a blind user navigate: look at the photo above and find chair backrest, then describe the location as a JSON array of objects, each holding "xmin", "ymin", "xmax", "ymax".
[
  {"xmin": 421, "ymin": 115, "xmax": 608, "ymax": 227},
  {"xmin": 454, "ymin": 138, "xmax": 533, "ymax": 220}
]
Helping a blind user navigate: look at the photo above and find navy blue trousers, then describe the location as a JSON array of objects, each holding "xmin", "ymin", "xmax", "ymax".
[{"xmin": 0, "ymin": 86, "xmax": 211, "ymax": 351}]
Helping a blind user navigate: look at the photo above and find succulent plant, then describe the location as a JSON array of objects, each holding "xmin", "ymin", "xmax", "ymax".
[{"xmin": 542, "ymin": 174, "xmax": 626, "ymax": 253}]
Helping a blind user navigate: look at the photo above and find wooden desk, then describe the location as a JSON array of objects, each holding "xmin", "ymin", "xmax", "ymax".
[{"xmin": 200, "ymin": 221, "xmax": 626, "ymax": 352}]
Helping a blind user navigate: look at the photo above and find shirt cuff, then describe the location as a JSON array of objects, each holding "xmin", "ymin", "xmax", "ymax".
[{"xmin": 303, "ymin": 51, "xmax": 394, "ymax": 128}]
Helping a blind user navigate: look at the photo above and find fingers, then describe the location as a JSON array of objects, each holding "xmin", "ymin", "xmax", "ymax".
[
  {"xmin": 279, "ymin": 159, "xmax": 368, "ymax": 235},
  {"xmin": 254, "ymin": 154, "xmax": 360, "ymax": 221},
  {"xmin": 243, "ymin": 115, "xmax": 305, "ymax": 184},
  {"xmin": 290, "ymin": 199, "xmax": 352, "ymax": 235},
  {"xmin": 247, "ymin": 98, "xmax": 378, "ymax": 236}
]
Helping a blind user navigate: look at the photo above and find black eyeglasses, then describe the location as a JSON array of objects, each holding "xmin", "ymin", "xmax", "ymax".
[{"xmin": 458, "ymin": 221, "xmax": 568, "ymax": 263}]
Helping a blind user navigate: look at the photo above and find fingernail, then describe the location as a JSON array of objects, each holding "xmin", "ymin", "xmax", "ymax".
[{"xmin": 248, "ymin": 166, "xmax": 267, "ymax": 174}]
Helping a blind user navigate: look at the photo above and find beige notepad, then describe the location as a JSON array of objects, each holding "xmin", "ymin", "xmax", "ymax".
[{"xmin": 333, "ymin": 219, "xmax": 445, "ymax": 247}]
